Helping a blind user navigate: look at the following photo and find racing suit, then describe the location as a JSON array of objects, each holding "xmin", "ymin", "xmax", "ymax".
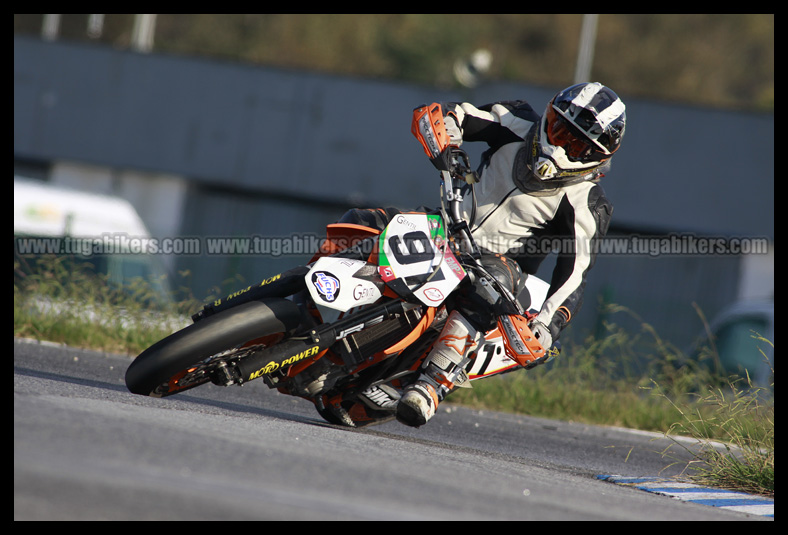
[
  {"xmin": 442, "ymin": 99, "xmax": 613, "ymax": 342},
  {"xmin": 340, "ymin": 99, "xmax": 613, "ymax": 427}
]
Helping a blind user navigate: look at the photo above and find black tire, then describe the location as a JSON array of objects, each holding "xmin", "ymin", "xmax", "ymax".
[
  {"xmin": 125, "ymin": 298, "xmax": 302, "ymax": 397},
  {"xmin": 315, "ymin": 400, "xmax": 396, "ymax": 428}
]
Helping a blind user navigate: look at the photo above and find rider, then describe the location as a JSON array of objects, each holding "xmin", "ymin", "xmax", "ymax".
[{"xmin": 340, "ymin": 82, "xmax": 625, "ymax": 427}]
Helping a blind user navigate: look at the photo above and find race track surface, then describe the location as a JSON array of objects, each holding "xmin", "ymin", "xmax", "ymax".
[{"xmin": 14, "ymin": 338, "xmax": 771, "ymax": 521}]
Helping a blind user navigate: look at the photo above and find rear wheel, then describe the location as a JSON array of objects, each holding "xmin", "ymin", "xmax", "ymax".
[{"xmin": 125, "ymin": 298, "xmax": 302, "ymax": 397}]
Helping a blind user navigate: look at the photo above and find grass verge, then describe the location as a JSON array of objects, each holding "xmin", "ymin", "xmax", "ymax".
[
  {"xmin": 14, "ymin": 257, "xmax": 197, "ymax": 354},
  {"xmin": 449, "ymin": 305, "xmax": 774, "ymax": 497},
  {"xmin": 14, "ymin": 259, "xmax": 774, "ymax": 496}
]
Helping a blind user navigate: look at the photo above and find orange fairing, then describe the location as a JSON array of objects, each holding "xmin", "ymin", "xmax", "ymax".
[{"xmin": 310, "ymin": 222, "xmax": 381, "ymax": 263}]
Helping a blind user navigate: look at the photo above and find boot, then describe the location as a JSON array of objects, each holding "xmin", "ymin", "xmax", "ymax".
[
  {"xmin": 396, "ymin": 310, "xmax": 479, "ymax": 427},
  {"xmin": 358, "ymin": 383, "xmax": 400, "ymax": 411}
]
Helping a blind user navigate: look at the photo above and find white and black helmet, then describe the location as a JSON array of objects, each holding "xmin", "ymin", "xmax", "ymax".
[{"xmin": 532, "ymin": 82, "xmax": 626, "ymax": 180}]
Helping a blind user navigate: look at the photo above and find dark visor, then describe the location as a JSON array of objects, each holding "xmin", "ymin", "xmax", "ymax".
[{"xmin": 545, "ymin": 106, "xmax": 609, "ymax": 162}]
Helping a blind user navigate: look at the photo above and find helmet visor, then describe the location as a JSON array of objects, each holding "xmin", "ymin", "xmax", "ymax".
[{"xmin": 545, "ymin": 106, "xmax": 609, "ymax": 162}]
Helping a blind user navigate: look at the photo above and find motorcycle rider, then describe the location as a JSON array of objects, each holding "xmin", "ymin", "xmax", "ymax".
[{"xmin": 339, "ymin": 82, "xmax": 625, "ymax": 427}]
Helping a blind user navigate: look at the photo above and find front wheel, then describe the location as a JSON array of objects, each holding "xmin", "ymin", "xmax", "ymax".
[{"xmin": 125, "ymin": 298, "xmax": 302, "ymax": 397}]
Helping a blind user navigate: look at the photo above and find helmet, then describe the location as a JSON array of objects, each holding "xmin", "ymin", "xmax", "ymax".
[{"xmin": 531, "ymin": 82, "xmax": 626, "ymax": 180}]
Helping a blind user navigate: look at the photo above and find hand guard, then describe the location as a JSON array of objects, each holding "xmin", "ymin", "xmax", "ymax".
[
  {"xmin": 412, "ymin": 103, "xmax": 459, "ymax": 171},
  {"xmin": 498, "ymin": 314, "xmax": 546, "ymax": 368}
]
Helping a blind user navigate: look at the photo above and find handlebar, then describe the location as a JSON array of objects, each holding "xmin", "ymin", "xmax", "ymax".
[
  {"xmin": 440, "ymin": 148, "xmax": 480, "ymax": 258},
  {"xmin": 439, "ymin": 148, "xmax": 524, "ymax": 317}
]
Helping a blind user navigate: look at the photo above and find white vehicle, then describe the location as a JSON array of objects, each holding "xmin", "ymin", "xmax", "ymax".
[{"xmin": 14, "ymin": 176, "xmax": 172, "ymax": 305}]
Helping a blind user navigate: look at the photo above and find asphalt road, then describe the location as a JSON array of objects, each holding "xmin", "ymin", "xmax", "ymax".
[{"xmin": 14, "ymin": 337, "xmax": 768, "ymax": 521}]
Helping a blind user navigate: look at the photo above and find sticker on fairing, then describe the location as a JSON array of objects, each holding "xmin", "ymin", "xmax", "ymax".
[
  {"xmin": 311, "ymin": 271, "xmax": 340, "ymax": 302},
  {"xmin": 379, "ymin": 213, "xmax": 466, "ymax": 306},
  {"xmin": 306, "ymin": 257, "xmax": 382, "ymax": 312},
  {"xmin": 466, "ymin": 332, "xmax": 518, "ymax": 380}
]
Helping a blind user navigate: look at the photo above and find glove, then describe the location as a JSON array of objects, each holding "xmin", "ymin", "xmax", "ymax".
[
  {"xmin": 443, "ymin": 113, "xmax": 463, "ymax": 147},
  {"xmin": 529, "ymin": 320, "xmax": 553, "ymax": 352}
]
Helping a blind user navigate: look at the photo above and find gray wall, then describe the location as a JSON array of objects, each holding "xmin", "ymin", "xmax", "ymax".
[{"xmin": 14, "ymin": 35, "xmax": 774, "ymax": 347}]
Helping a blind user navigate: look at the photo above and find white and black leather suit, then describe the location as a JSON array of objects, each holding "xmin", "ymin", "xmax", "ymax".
[{"xmin": 340, "ymin": 99, "xmax": 613, "ymax": 344}]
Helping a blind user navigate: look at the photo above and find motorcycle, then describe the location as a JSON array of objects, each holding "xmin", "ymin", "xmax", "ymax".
[{"xmin": 125, "ymin": 108, "xmax": 553, "ymax": 428}]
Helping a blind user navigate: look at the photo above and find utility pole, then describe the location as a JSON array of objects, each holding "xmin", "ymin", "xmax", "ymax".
[
  {"xmin": 131, "ymin": 14, "xmax": 157, "ymax": 53},
  {"xmin": 574, "ymin": 14, "xmax": 599, "ymax": 84},
  {"xmin": 41, "ymin": 14, "xmax": 61, "ymax": 41},
  {"xmin": 87, "ymin": 14, "xmax": 105, "ymax": 39}
]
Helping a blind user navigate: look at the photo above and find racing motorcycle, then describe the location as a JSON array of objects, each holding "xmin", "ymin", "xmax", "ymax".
[{"xmin": 125, "ymin": 104, "xmax": 553, "ymax": 427}]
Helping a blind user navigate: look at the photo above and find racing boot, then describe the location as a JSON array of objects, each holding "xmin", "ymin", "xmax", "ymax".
[
  {"xmin": 358, "ymin": 383, "xmax": 401, "ymax": 412},
  {"xmin": 396, "ymin": 310, "xmax": 480, "ymax": 427}
]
